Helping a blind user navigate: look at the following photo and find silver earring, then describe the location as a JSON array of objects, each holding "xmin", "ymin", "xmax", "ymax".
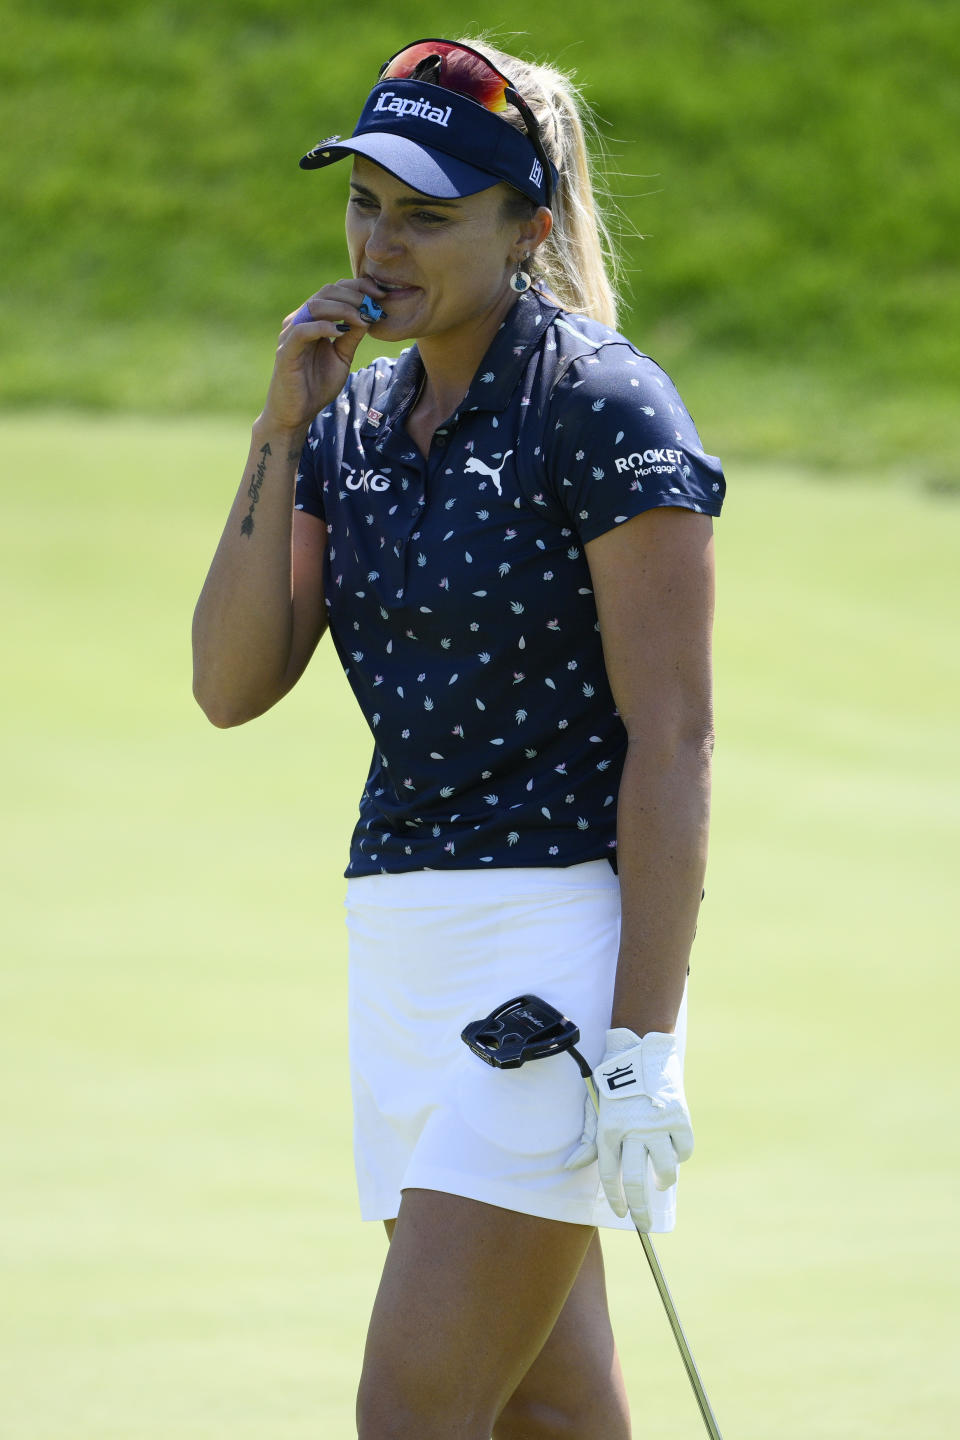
[{"xmin": 510, "ymin": 256, "xmax": 532, "ymax": 293}]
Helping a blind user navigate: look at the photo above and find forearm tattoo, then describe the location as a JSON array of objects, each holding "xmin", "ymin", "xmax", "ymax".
[{"xmin": 240, "ymin": 443, "xmax": 271, "ymax": 537}]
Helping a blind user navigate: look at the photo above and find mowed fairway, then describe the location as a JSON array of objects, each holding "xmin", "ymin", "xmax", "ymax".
[{"xmin": 1, "ymin": 414, "xmax": 957, "ymax": 1438}]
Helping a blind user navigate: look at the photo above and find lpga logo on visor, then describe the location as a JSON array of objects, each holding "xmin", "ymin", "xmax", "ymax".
[{"xmin": 373, "ymin": 90, "xmax": 453, "ymax": 127}]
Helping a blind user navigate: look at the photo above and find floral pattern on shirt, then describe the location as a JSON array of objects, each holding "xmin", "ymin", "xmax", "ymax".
[{"xmin": 295, "ymin": 292, "xmax": 725, "ymax": 875}]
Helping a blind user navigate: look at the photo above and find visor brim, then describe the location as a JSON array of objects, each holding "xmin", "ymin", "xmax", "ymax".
[{"xmin": 299, "ymin": 132, "xmax": 502, "ymax": 200}]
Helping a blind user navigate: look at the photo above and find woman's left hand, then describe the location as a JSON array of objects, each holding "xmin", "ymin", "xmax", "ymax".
[{"xmin": 564, "ymin": 1028, "xmax": 694, "ymax": 1231}]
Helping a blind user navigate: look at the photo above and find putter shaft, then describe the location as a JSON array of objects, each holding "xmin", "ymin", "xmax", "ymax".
[
  {"xmin": 585, "ymin": 1081, "xmax": 723, "ymax": 1439},
  {"xmin": 636, "ymin": 1230, "xmax": 723, "ymax": 1440}
]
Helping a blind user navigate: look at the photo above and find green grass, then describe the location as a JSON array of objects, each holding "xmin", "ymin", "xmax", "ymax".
[
  {"xmin": 1, "ymin": 413, "xmax": 958, "ymax": 1436},
  {"xmin": 3, "ymin": 0, "xmax": 960, "ymax": 469}
]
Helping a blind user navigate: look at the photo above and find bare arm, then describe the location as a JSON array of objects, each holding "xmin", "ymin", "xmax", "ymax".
[
  {"xmin": 585, "ymin": 508, "xmax": 716, "ymax": 1036},
  {"xmin": 191, "ymin": 422, "xmax": 327, "ymax": 727},
  {"xmin": 191, "ymin": 276, "xmax": 386, "ymax": 726}
]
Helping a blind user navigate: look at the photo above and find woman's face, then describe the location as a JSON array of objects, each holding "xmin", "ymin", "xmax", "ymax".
[{"xmin": 345, "ymin": 157, "xmax": 531, "ymax": 346}]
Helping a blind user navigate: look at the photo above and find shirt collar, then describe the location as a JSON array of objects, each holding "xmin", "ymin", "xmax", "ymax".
[
  {"xmin": 360, "ymin": 290, "xmax": 560, "ymax": 441},
  {"xmin": 359, "ymin": 344, "xmax": 423, "ymax": 442}
]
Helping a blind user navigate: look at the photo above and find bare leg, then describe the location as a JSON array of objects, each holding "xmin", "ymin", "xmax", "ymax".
[
  {"xmin": 494, "ymin": 1232, "xmax": 630, "ymax": 1439},
  {"xmin": 358, "ymin": 1189, "xmax": 596, "ymax": 1440}
]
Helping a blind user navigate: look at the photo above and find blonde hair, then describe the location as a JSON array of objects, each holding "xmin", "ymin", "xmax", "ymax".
[{"xmin": 460, "ymin": 35, "xmax": 621, "ymax": 328}]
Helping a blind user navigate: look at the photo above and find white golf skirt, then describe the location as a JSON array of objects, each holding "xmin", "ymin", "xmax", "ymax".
[{"xmin": 345, "ymin": 860, "xmax": 687, "ymax": 1232}]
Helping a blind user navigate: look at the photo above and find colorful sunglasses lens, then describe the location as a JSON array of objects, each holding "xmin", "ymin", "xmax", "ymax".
[{"xmin": 380, "ymin": 41, "xmax": 510, "ymax": 114}]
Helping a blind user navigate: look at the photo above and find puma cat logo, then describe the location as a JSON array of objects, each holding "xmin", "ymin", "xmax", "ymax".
[{"xmin": 464, "ymin": 451, "xmax": 514, "ymax": 498}]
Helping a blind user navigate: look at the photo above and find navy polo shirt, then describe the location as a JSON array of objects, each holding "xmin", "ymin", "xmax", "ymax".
[{"xmin": 295, "ymin": 290, "xmax": 725, "ymax": 876}]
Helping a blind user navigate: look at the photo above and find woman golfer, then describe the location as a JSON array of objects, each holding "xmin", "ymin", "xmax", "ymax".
[{"xmin": 193, "ymin": 36, "xmax": 725, "ymax": 1439}]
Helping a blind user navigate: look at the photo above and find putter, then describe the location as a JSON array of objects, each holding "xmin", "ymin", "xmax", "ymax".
[{"xmin": 462, "ymin": 994, "xmax": 724, "ymax": 1440}]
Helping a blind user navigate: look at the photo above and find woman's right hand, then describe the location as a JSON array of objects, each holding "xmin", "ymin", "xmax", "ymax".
[{"xmin": 259, "ymin": 277, "xmax": 388, "ymax": 434}]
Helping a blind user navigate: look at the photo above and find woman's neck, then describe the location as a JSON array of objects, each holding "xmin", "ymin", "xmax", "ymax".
[{"xmin": 413, "ymin": 287, "xmax": 519, "ymax": 423}]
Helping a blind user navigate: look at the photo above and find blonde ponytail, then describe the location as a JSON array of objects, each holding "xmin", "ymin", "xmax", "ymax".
[{"xmin": 460, "ymin": 36, "xmax": 621, "ymax": 328}]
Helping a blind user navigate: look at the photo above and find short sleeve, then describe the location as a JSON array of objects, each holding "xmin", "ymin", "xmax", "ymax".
[
  {"xmin": 543, "ymin": 346, "xmax": 725, "ymax": 543},
  {"xmin": 293, "ymin": 418, "xmax": 326, "ymax": 520}
]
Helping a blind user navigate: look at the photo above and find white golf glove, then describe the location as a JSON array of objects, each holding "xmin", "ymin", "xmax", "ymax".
[{"xmin": 565, "ymin": 1027, "xmax": 694, "ymax": 1231}]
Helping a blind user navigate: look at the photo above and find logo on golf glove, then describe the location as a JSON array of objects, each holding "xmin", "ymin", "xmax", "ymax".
[
  {"xmin": 564, "ymin": 1028, "xmax": 694, "ymax": 1232},
  {"xmin": 601, "ymin": 1058, "xmax": 642, "ymax": 1092}
]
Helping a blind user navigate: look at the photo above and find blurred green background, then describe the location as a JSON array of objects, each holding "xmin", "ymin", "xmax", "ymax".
[
  {"xmin": 2, "ymin": 2, "xmax": 959, "ymax": 1437},
  {"xmin": 3, "ymin": 0, "xmax": 959, "ymax": 472}
]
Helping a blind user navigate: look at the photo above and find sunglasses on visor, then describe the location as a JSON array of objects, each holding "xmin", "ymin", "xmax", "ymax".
[{"xmin": 378, "ymin": 39, "xmax": 554, "ymax": 207}]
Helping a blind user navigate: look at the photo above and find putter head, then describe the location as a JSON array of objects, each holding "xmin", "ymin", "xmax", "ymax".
[{"xmin": 461, "ymin": 994, "xmax": 581, "ymax": 1069}]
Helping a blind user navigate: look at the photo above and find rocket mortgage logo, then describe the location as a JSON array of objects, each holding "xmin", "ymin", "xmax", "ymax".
[{"xmin": 613, "ymin": 447, "xmax": 684, "ymax": 477}]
